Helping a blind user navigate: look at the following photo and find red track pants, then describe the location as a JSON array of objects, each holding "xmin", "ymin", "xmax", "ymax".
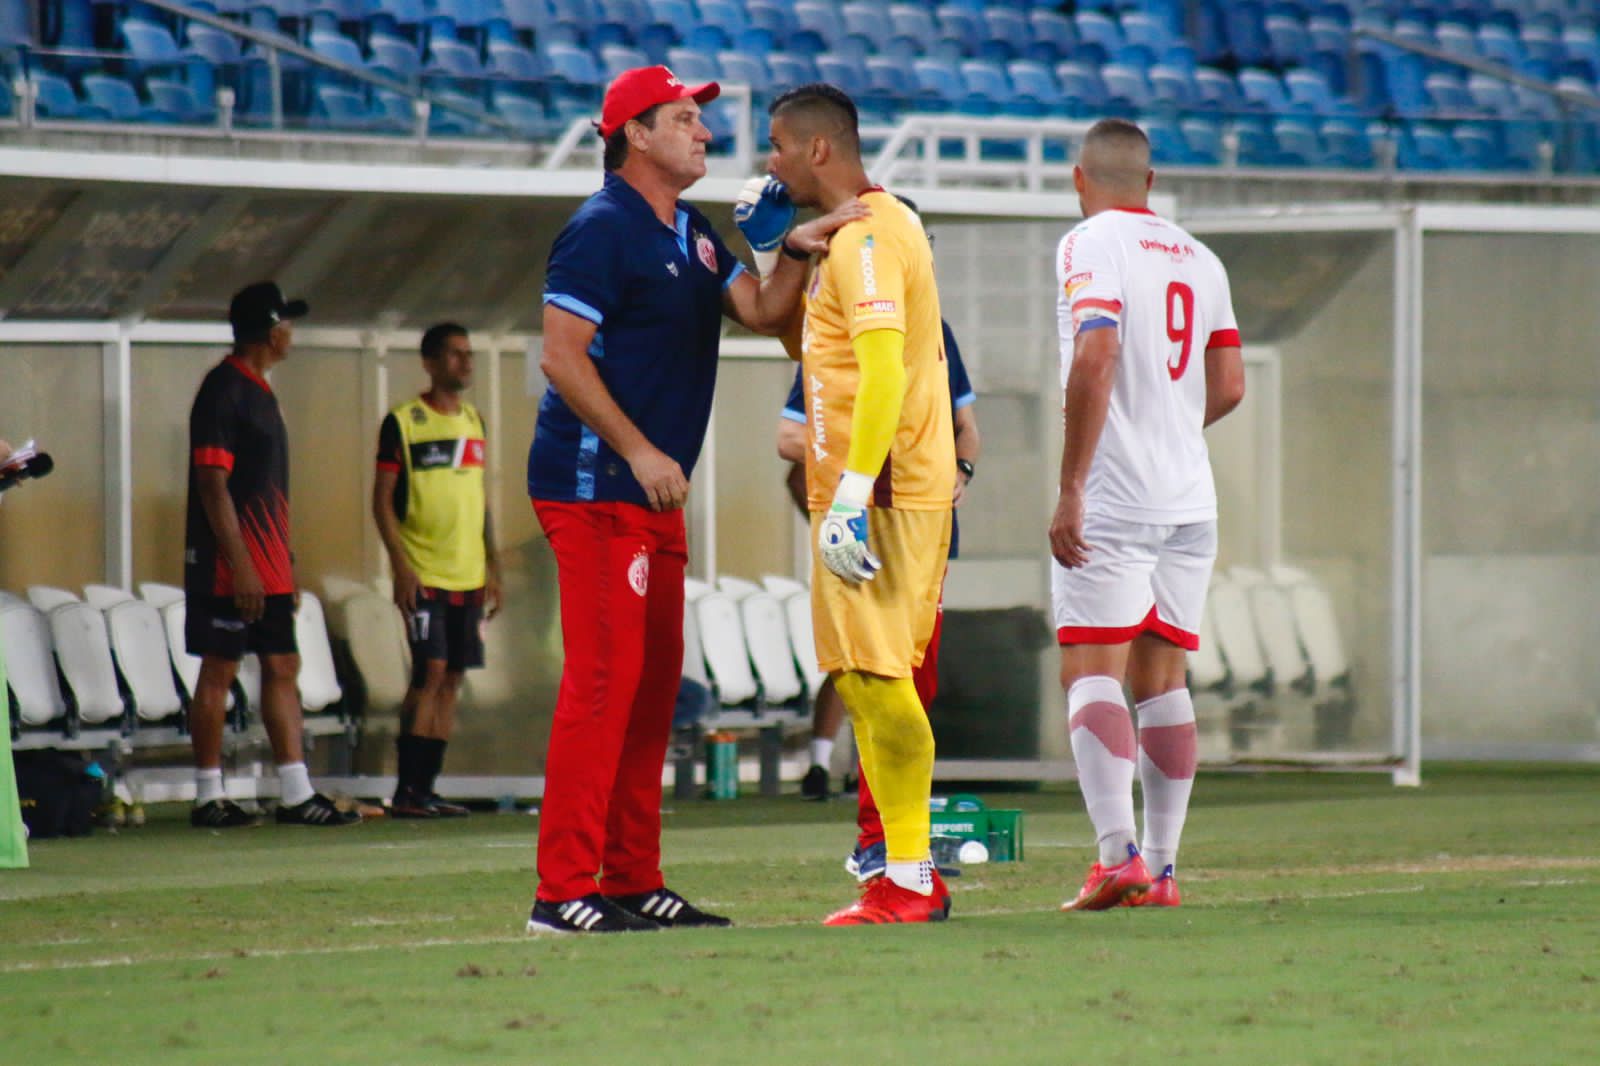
[
  {"xmin": 532, "ymin": 499, "xmax": 687, "ymax": 902},
  {"xmin": 855, "ymin": 602, "xmax": 943, "ymax": 849}
]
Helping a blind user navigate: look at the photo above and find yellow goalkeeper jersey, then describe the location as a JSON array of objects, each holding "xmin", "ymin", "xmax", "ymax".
[{"xmin": 799, "ymin": 189, "xmax": 954, "ymax": 512}]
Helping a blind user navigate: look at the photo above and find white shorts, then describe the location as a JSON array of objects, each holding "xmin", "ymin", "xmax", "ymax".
[{"xmin": 1051, "ymin": 514, "xmax": 1217, "ymax": 650}]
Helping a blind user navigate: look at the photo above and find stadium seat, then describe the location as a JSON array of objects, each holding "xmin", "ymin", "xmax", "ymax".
[
  {"xmin": 1306, "ymin": 14, "xmax": 1347, "ymax": 53},
  {"xmin": 485, "ymin": 38, "xmax": 544, "ymax": 79},
  {"xmin": 1193, "ymin": 66, "xmax": 1245, "ymax": 112},
  {"xmin": 1321, "ymin": 117, "xmax": 1376, "ymax": 167},
  {"xmin": 979, "ymin": 7, "xmax": 1030, "ymax": 63},
  {"xmin": 665, "ymin": 46, "xmax": 719, "ymax": 86},
  {"xmin": 816, "ymin": 52, "xmax": 870, "ymax": 101},
  {"xmin": 959, "ymin": 58, "xmax": 1014, "ymax": 114},
  {"xmin": 777, "ymin": 586, "xmax": 825, "ymax": 699},
  {"xmin": 716, "ymin": 575, "xmax": 762, "ymax": 601},
  {"xmin": 1223, "ymin": 1, "xmax": 1273, "ymax": 65},
  {"xmin": 1477, "ymin": 24, "xmax": 1526, "ymax": 71},
  {"xmin": 681, "ymin": 584, "xmax": 713, "ymax": 691},
  {"xmin": 1148, "ymin": 63, "xmax": 1197, "ymax": 107},
  {"xmin": 1025, "ymin": 8, "xmax": 1075, "ymax": 63},
  {"xmin": 1284, "ymin": 67, "xmax": 1343, "ymax": 114},
  {"xmin": 695, "ymin": 590, "xmax": 759, "ymax": 705},
  {"xmin": 599, "ymin": 43, "xmax": 649, "ymax": 83},
  {"xmin": 29, "ymin": 586, "xmax": 125, "ymax": 727},
  {"xmin": 313, "ymin": 83, "xmax": 372, "ymax": 128},
  {"xmin": 0, "ymin": 0, "xmax": 30, "ymax": 48},
  {"xmin": 1122, "ymin": 11, "xmax": 1175, "ymax": 54},
  {"xmin": 1206, "ymin": 573, "xmax": 1278, "ymax": 748},
  {"xmin": 147, "ymin": 78, "xmax": 208, "ymax": 122},
  {"xmin": 121, "ymin": 17, "xmax": 184, "ymax": 66},
  {"xmin": 293, "ymin": 590, "xmax": 345, "ymax": 724},
  {"xmin": 1101, "ymin": 62, "xmax": 1154, "ymax": 111},
  {"xmin": 368, "ymin": 33, "xmax": 422, "ymax": 81},
  {"xmin": 1436, "ymin": 20, "xmax": 1480, "ymax": 60},
  {"xmin": 716, "ymin": 50, "xmax": 770, "ymax": 93},
  {"xmin": 1006, "ymin": 59, "xmax": 1064, "ymax": 111},
  {"xmin": 0, "ymin": 597, "xmax": 69, "ymax": 735},
  {"xmin": 1179, "ymin": 115, "xmax": 1223, "ymax": 163},
  {"xmin": 759, "ymin": 574, "xmax": 805, "ymax": 600},
  {"xmin": 1144, "ymin": 115, "xmax": 1193, "ymax": 163},
  {"xmin": 1401, "ymin": 122, "xmax": 1459, "ymax": 169},
  {"xmin": 1074, "ymin": 11, "xmax": 1123, "ymax": 56},
  {"xmin": 765, "ymin": 52, "xmax": 817, "ymax": 91},
  {"xmin": 1272, "ymin": 116, "xmax": 1325, "ymax": 164},
  {"xmin": 82, "ymin": 74, "xmax": 167, "ymax": 123},
  {"xmin": 910, "ymin": 56, "xmax": 964, "ymax": 111},
  {"xmin": 1264, "ymin": 13, "xmax": 1311, "ymax": 64},
  {"xmin": 320, "ymin": 579, "xmax": 411, "ymax": 717},
  {"xmin": 427, "ymin": 36, "xmax": 485, "ymax": 78},
  {"xmin": 1452, "ymin": 122, "xmax": 1504, "ymax": 168},
  {"xmin": 184, "ymin": 24, "xmax": 244, "ymax": 67},
  {"xmin": 86, "ymin": 586, "xmax": 184, "ymax": 725},
  {"xmin": 740, "ymin": 591, "xmax": 804, "ymax": 706},
  {"xmin": 308, "ymin": 27, "xmax": 366, "ymax": 71},
  {"xmin": 1237, "ymin": 67, "xmax": 1291, "ymax": 113}
]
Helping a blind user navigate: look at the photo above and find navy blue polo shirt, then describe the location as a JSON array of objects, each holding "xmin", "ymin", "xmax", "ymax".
[
  {"xmin": 783, "ymin": 319, "xmax": 976, "ymax": 558},
  {"xmin": 528, "ymin": 172, "xmax": 745, "ymax": 506}
]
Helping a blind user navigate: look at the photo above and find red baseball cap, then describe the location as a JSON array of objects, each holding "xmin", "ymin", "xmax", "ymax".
[{"xmin": 599, "ymin": 65, "xmax": 720, "ymax": 139}]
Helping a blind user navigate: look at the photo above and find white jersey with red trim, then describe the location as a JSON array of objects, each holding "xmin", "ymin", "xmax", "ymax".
[{"xmin": 1055, "ymin": 207, "xmax": 1240, "ymax": 524}]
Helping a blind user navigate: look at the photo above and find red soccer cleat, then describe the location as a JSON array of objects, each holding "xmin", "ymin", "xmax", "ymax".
[
  {"xmin": 823, "ymin": 871, "xmax": 951, "ymax": 926},
  {"xmin": 1061, "ymin": 844, "xmax": 1153, "ymax": 912},
  {"xmin": 1126, "ymin": 865, "xmax": 1181, "ymax": 908}
]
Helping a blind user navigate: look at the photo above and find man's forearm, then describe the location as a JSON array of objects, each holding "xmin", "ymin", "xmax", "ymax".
[{"xmin": 1059, "ymin": 343, "xmax": 1116, "ymax": 494}]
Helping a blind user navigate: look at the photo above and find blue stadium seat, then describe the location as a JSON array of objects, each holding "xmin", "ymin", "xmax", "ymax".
[
  {"xmin": 369, "ymin": 0, "xmax": 428, "ymax": 44},
  {"xmin": 765, "ymin": 52, "xmax": 816, "ymax": 90},
  {"xmin": 1122, "ymin": 12, "xmax": 1174, "ymax": 54},
  {"xmin": 368, "ymin": 33, "xmax": 421, "ymax": 81},
  {"xmin": 1561, "ymin": 26, "xmax": 1600, "ymax": 80},
  {"xmin": 1148, "ymin": 63, "xmax": 1197, "ymax": 108},
  {"xmin": 1500, "ymin": 118, "xmax": 1548, "ymax": 170},
  {"xmin": 308, "ymin": 29, "xmax": 366, "ymax": 71},
  {"xmin": 493, "ymin": 88, "xmax": 559, "ymax": 137},
  {"xmin": 1054, "ymin": 60, "xmax": 1106, "ymax": 115},
  {"xmin": 145, "ymin": 80, "xmax": 206, "ymax": 123},
  {"xmin": 716, "ymin": 50, "xmax": 769, "ymax": 93},
  {"xmin": 1223, "ymin": 2, "xmax": 1272, "ymax": 65},
  {"xmin": 430, "ymin": 88, "xmax": 487, "ymax": 134},
  {"xmin": 1272, "ymin": 117, "xmax": 1325, "ymax": 164},
  {"xmin": 910, "ymin": 56, "xmax": 963, "ymax": 111},
  {"xmin": 1452, "ymin": 121, "xmax": 1504, "ymax": 168},
  {"xmin": 815, "ymin": 52, "xmax": 869, "ymax": 100},
  {"xmin": 639, "ymin": 0, "xmax": 695, "ymax": 62},
  {"xmin": 1321, "ymin": 117, "xmax": 1375, "ymax": 167},
  {"xmin": 1381, "ymin": 53, "xmax": 1428, "ymax": 115},
  {"xmin": 312, "ymin": 83, "xmax": 371, "ymax": 128},
  {"xmin": 1143, "ymin": 114, "xmax": 1192, "ymax": 163},
  {"xmin": 1232, "ymin": 116, "xmax": 1281, "ymax": 165},
  {"xmin": 788, "ymin": 2, "xmax": 835, "ymax": 56},
  {"xmin": 121, "ymin": 17, "xmax": 184, "ymax": 65},
  {"xmin": 1025, "ymin": 9, "xmax": 1075, "ymax": 63},
  {"xmin": 959, "ymin": 58, "xmax": 1014, "ymax": 114},
  {"xmin": 1264, "ymin": 13, "xmax": 1311, "ymax": 64},
  {"xmin": 1238, "ymin": 68, "xmax": 1291, "ymax": 112},
  {"xmin": 1435, "ymin": 21, "xmax": 1480, "ymax": 60},
  {"xmin": 935, "ymin": 4, "xmax": 981, "ymax": 56},
  {"xmin": 1101, "ymin": 62, "xmax": 1153, "ymax": 111},
  {"xmin": 1476, "ymin": 25, "xmax": 1526, "ymax": 71},
  {"xmin": 1400, "ymin": 122, "xmax": 1457, "ymax": 169},
  {"xmin": 1074, "ymin": 11, "xmax": 1123, "ymax": 55},
  {"xmin": 882, "ymin": 3, "xmax": 934, "ymax": 58},
  {"xmin": 1284, "ymin": 68, "xmax": 1342, "ymax": 114},
  {"xmin": 427, "ymin": 37, "xmax": 484, "ymax": 77},
  {"xmin": 863, "ymin": 53, "xmax": 917, "ymax": 108},
  {"xmin": 979, "ymin": 7, "xmax": 1030, "ymax": 63},
  {"xmin": 1193, "ymin": 66, "xmax": 1245, "ymax": 112},
  {"xmin": 82, "ymin": 72, "xmax": 164, "ymax": 122},
  {"xmin": 839, "ymin": 2, "xmax": 891, "ymax": 55},
  {"xmin": 1160, "ymin": 42, "xmax": 1198, "ymax": 73},
  {"xmin": 1, "ymin": 0, "xmax": 31, "ymax": 48},
  {"xmin": 1306, "ymin": 14, "xmax": 1346, "ymax": 53},
  {"xmin": 1424, "ymin": 71, "xmax": 1476, "ymax": 114},
  {"xmin": 546, "ymin": 41, "xmax": 602, "ymax": 85},
  {"xmin": 1465, "ymin": 72, "xmax": 1515, "ymax": 115},
  {"xmin": 665, "ymin": 46, "xmax": 719, "ymax": 85},
  {"xmin": 698, "ymin": 0, "xmax": 745, "ymax": 37},
  {"xmin": 598, "ymin": 43, "xmax": 648, "ymax": 82},
  {"xmin": 184, "ymin": 24, "xmax": 243, "ymax": 66},
  {"xmin": 1006, "ymin": 59, "xmax": 1063, "ymax": 111},
  {"xmin": 1179, "ymin": 115, "xmax": 1223, "ymax": 162},
  {"xmin": 485, "ymin": 38, "xmax": 544, "ymax": 79}
]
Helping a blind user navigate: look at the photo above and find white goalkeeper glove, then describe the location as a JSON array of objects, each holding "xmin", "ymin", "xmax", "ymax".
[
  {"xmin": 818, "ymin": 471, "xmax": 881, "ymax": 584},
  {"xmin": 733, "ymin": 175, "xmax": 796, "ymax": 278}
]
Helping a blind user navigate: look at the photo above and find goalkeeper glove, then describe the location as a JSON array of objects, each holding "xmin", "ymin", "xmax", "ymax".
[
  {"xmin": 733, "ymin": 176, "xmax": 796, "ymax": 277},
  {"xmin": 818, "ymin": 471, "xmax": 881, "ymax": 584}
]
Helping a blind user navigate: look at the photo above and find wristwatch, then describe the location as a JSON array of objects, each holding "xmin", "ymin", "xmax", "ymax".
[{"xmin": 956, "ymin": 458, "xmax": 975, "ymax": 481}]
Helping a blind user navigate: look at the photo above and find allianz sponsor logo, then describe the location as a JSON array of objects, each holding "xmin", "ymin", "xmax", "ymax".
[{"xmin": 859, "ymin": 236, "xmax": 877, "ymax": 296}]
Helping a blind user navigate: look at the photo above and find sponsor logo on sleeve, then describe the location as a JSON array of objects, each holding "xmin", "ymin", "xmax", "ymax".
[
  {"xmin": 853, "ymin": 299, "xmax": 898, "ymax": 318},
  {"xmin": 1064, "ymin": 271, "xmax": 1093, "ymax": 297},
  {"xmin": 858, "ymin": 235, "xmax": 877, "ymax": 296}
]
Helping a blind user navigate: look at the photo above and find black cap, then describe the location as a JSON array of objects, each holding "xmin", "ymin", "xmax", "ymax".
[{"xmin": 229, "ymin": 281, "xmax": 309, "ymax": 342}]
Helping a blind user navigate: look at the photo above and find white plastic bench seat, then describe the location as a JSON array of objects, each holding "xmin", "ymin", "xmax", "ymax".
[
  {"xmin": 696, "ymin": 591, "xmax": 759, "ymax": 705},
  {"xmin": 45, "ymin": 599, "xmax": 124, "ymax": 725},
  {"xmin": 1, "ymin": 598, "xmax": 68, "ymax": 727},
  {"xmin": 294, "ymin": 590, "xmax": 344, "ymax": 725},
  {"xmin": 103, "ymin": 597, "xmax": 183, "ymax": 721},
  {"xmin": 740, "ymin": 591, "xmax": 804, "ymax": 705}
]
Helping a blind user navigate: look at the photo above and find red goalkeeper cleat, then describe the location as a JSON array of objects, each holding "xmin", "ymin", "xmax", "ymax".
[
  {"xmin": 1126, "ymin": 865, "xmax": 1181, "ymax": 908},
  {"xmin": 1061, "ymin": 844, "xmax": 1152, "ymax": 912},
  {"xmin": 823, "ymin": 872, "xmax": 951, "ymax": 926}
]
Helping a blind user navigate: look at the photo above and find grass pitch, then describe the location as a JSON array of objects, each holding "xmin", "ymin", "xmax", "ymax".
[{"xmin": 4, "ymin": 765, "xmax": 1599, "ymax": 1065}]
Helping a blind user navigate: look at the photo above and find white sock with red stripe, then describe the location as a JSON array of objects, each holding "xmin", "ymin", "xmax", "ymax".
[
  {"xmin": 1137, "ymin": 688, "xmax": 1198, "ymax": 877},
  {"xmin": 1067, "ymin": 675, "xmax": 1137, "ymax": 867}
]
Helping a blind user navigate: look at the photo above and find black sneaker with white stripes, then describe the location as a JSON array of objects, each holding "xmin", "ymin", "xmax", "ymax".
[
  {"xmin": 275, "ymin": 792, "xmax": 361, "ymax": 826},
  {"xmin": 526, "ymin": 894, "xmax": 660, "ymax": 935},
  {"xmin": 607, "ymin": 887, "xmax": 733, "ymax": 928},
  {"xmin": 190, "ymin": 798, "xmax": 259, "ymax": 828}
]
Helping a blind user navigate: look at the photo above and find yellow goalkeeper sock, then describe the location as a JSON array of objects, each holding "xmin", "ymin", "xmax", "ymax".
[{"xmin": 834, "ymin": 671, "xmax": 933, "ymax": 871}]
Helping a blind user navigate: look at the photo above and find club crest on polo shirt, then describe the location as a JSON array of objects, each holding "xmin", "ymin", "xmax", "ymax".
[
  {"xmin": 628, "ymin": 548, "xmax": 650, "ymax": 597},
  {"xmin": 695, "ymin": 231, "xmax": 717, "ymax": 273}
]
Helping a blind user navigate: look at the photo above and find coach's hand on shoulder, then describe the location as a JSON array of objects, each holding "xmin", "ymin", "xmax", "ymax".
[
  {"xmin": 785, "ymin": 199, "xmax": 871, "ymax": 258},
  {"xmin": 1049, "ymin": 488, "xmax": 1093, "ymax": 570},
  {"xmin": 629, "ymin": 444, "xmax": 690, "ymax": 512},
  {"xmin": 818, "ymin": 472, "xmax": 881, "ymax": 584}
]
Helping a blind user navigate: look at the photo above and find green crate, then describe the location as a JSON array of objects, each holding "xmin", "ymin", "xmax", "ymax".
[{"xmin": 929, "ymin": 795, "xmax": 1024, "ymax": 862}]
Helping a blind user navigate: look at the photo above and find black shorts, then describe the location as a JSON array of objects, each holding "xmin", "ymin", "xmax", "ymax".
[
  {"xmin": 184, "ymin": 594, "xmax": 298, "ymax": 661},
  {"xmin": 408, "ymin": 587, "xmax": 485, "ymax": 684}
]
